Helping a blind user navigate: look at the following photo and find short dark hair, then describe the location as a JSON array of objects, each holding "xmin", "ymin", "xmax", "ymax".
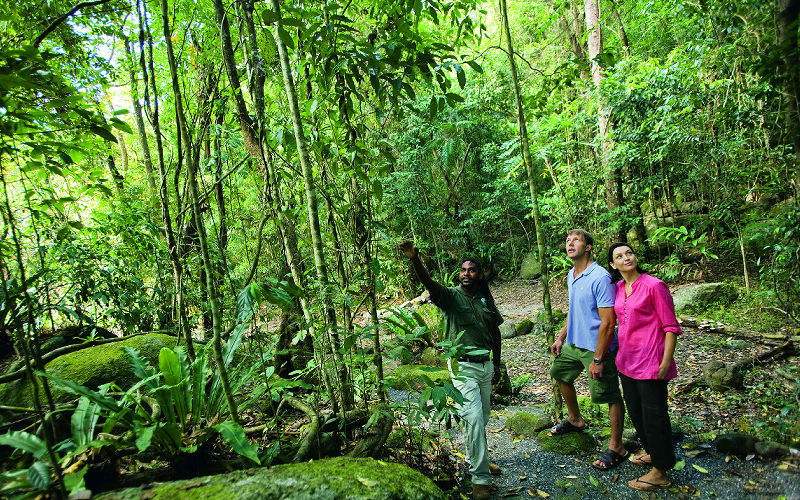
[
  {"xmin": 459, "ymin": 257, "xmax": 483, "ymax": 273},
  {"xmin": 567, "ymin": 228, "xmax": 594, "ymax": 248}
]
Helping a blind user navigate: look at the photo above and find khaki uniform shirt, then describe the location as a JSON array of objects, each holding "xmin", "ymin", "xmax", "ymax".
[{"xmin": 432, "ymin": 285, "xmax": 503, "ymax": 361}]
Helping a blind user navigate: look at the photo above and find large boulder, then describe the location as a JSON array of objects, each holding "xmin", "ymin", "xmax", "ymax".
[
  {"xmin": 673, "ymin": 283, "xmax": 738, "ymax": 314},
  {"xmin": 702, "ymin": 360, "xmax": 743, "ymax": 390},
  {"xmin": 499, "ymin": 322, "xmax": 518, "ymax": 339},
  {"xmin": 95, "ymin": 457, "xmax": 447, "ymax": 500},
  {"xmin": 0, "ymin": 333, "xmax": 179, "ymax": 408},
  {"xmin": 520, "ymin": 253, "xmax": 542, "ymax": 280}
]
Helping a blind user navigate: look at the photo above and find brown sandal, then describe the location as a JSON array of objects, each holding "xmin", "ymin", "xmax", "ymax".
[
  {"xmin": 628, "ymin": 476, "xmax": 670, "ymax": 490},
  {"xmin": 630, "ymin": 453, "xmax": 652, "ymax": 466}
]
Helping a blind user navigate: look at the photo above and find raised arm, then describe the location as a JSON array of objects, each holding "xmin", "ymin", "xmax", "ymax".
[{"xmin": 399, "ymin": 241, "xmax": 443, "ymax": 300}]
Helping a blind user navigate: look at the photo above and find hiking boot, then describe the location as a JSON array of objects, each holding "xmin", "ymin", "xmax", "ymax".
[
  {"xmin": 489, "ymin": 462, "xmax": 501, "ymax": 475},
  {"xmin": 472, "ymin": 483, "xmax": 491, "ymax": 500}
]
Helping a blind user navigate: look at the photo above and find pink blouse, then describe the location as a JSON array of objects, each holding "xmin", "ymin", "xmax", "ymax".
[{"xmin": 614, "ymin": 274, "xmax": 681, "ymax": 380}]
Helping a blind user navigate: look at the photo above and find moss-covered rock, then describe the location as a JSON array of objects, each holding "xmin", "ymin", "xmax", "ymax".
[
  {"xmin": 506, "ymin": 407, "xmax": 552, "ymax": 437},
  {"xmin": 499, "ymin": 322, "xmax": 517, "ymax": 339},
  {"xmin": 515, "ymin": 319, "xmax": 533, "ymax": 337},
  {"xmin": 537, "ymin": 428, "xmax": 596, "ymax": 455},
  {"xmin": 672, "ymin": 282, "xmax": 738, "ymax": 314},
  {"xmin": 0, "ymin": 333, "xmax": 178, "ymax": 407},
  {"xmin": 702, "ymin": 360, "xmax": 743, "ymax": 390},
  {"xmin": 520, "ymin": 252, "xmax": 542, "ymax": 280},
  {"xmin": 755, "ymin": 440, "xmax": 790, "ymax": 459},
  {"xmin": 95, "ymin": 457, "xmax": 447, "ymax": 500},
  {"xmin": 386, "ymin": 364, "xmax": 450, "ymax": 391},
  {"xmin": 715, "ymin": 433, "xmax": 756, "ymax": 456}
]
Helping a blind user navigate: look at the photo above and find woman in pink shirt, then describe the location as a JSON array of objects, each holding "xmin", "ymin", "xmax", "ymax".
[{"xmin": 607, "ymin": 242, "xmax": 681, "ymax": 491}]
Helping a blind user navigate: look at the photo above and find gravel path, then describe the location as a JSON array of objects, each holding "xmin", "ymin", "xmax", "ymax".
[
  {"xmin": 441, "ymin": 405, "xmax": 800, "ymax": 499},
  {"xmin": 399, "ymin": 279, "xmax": 800, "ymax": 499}
]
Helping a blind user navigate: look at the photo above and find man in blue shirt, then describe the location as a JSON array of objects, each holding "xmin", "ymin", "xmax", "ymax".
[{"xmin": 549, "ymin": 229, "xmax": 628, "ymax": 470}]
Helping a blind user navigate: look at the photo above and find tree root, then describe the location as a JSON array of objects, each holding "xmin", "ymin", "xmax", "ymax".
[
  {"xmin": 348, "ymin": 403, "xmax": 393, "ymax": 459},
  {"xmin": 285, "ymin": 396, "xmax": 319, "ymax": 463}
]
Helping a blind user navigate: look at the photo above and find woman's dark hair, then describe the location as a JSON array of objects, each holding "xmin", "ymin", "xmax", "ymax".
[{"xmin": 607, "ymin": 241, "xmax": 645, "ymax": 283}]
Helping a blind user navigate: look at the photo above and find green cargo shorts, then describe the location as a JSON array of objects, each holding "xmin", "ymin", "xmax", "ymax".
[{"xmin": 549, "ymin": 343, "xmax": 622, "ymax": 404}]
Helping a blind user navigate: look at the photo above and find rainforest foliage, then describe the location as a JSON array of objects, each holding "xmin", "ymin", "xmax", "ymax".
[{"xmin": 0, "ymin": 0, "xmax": 798, "ymax": 496}]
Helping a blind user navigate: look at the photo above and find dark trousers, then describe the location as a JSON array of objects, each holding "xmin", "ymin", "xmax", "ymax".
[{"xmin": 619, "ymin": 373, "xmax": 676, "ymax": 471}]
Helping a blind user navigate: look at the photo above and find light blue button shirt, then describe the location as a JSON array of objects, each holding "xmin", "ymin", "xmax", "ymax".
[{"xmin": 565, "ymin": 262, "xmax": 617, "ymax": 352}]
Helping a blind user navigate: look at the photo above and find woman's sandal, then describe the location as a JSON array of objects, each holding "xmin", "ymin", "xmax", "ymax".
[
  {"xmin": 630, "ymin": 453, "xmax": 652, "ymax": 466},
  {"xmin": 628, "ymin": 476, "xmax": 671, "ymax": 490},
  {"xmin": 591, "ymin": 449, "xmax": 629, "ymax": 470}
]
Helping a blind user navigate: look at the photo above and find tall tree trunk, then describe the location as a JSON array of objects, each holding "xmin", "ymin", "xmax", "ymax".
[
  {"xmin": 210, "ymin": 0, "xmax": 340, "ymax": 410},
  {"xmin": 122, "ymin": 35, "xmax": 160, "ymax": 213},
  {"xmin": 270, "ymin": 0, "xmax": 351, "ymax": 411},
  {"xmin": 213, "ymin": 109, "xmax": 229, "ymax": 253},
  {"xmin": 550, "ymin": 0, "xmax": 588, "ymax": 80},
  {"xmin": 159, "ymin": 0, "xmax": 238, "ymax": 422},
  {"xmin": 499, "ymin": 0, "xmax": 559, "ymax": 412},
  {"xmin": 779, "ymin": 0, "xmax": 800, "ymax": 199},
  {"xmin": 107, "ymin": 149, "xmax": 125, "ymax": 196},
  {"xmin": 608, "ymin": 0, "xmax": 631, "ymax": 58},
  {"xmin": 137, "ymin": 0, "xmax": 192, "ymax": 356},
  {"xmin": 585, "ymin": 0, "xmax": 623, "ymax": 241}
]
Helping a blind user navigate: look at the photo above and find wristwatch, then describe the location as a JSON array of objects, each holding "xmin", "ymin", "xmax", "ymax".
[{"xmin": 592, "ymin": 357, "xmax": 603, "ymax": 365}]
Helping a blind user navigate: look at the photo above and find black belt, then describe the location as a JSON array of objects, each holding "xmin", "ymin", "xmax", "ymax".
[{"xmin": 460, "ymin": 355, "xmax": 490, "ymax": 363}]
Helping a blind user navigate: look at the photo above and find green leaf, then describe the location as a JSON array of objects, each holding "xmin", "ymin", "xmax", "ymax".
[
  {"xmin": 237, "ymin": 284, "xmax": 256, "ymax": 323},
  {"xmin": 589, "ymin": 475, "xmax": 599, "ymax": 486},
  {"xmin": 215, "ymin": 421, "xmax": 260, "ymax": 464},
  {"xmin": 0, "ymin": 430, "xmax": 48, "ymax": 459},
  {"xmin": 64, "ymin": 465, "xmax": 88, "ymax": 494},
  {"xmin": 27, "ymin": 461, "xmax": 51, "ymax": 490},
  {"xmin": 261, "ymin": 8, "xmax": 279, "ymax": 24},
  {"xmin": 89, "ymin": 124, "xmax": 117, "ymax": 143},
  {"xmin": 277, "ymin": 27, "xmax": 295, "ymax": 50},
  {"xmin": 110, "ymin": 117, "xmax": 133, "ymax": 134},
  {"xmin": 159, "ymin": 348, "xmax": 182, "ymax": 386},
  {"xmin": 429, "ymin": 95, "xmax": 437, "ymax": 119},
  {"xmin": 134, "ymin": 423, "xmax": 155, "ymax": 452},
  {"xmin": 455, "ymin": 64, "xmax": 465, "ymax": 89},
  {"xmin": 465, "ymin": 60, "xmax": 483, "ymax": 73},
  {"xmin": 673, "ymin": 459, "xmax": 686, "ymax": 470},
  {"xmin": 692, "ymin": 463, "xmax": 708, "ymax": 473}
]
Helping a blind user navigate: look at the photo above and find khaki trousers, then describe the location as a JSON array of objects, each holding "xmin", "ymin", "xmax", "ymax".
[{"xmin": 448, "ymin": 359, "xmax": 493, "ymax": 485}]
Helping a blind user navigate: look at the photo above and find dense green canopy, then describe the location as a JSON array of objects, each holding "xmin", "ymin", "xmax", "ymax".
[{"xmin": 0, "ymin": 0, "xmax": 798, "ymax": 495}]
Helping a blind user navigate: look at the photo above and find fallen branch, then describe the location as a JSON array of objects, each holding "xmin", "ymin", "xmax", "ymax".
[{"xmin": 675, "ymin": 341, "xmax": 796, "ymax": 394}]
